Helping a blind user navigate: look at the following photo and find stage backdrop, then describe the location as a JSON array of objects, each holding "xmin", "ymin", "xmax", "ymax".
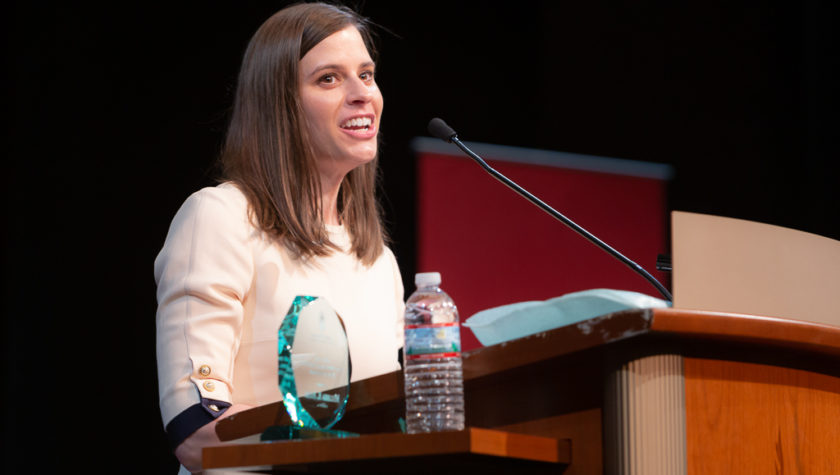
[{"xmin": 413, "ymin": 138, "xmax": 674, "ymax": 351}]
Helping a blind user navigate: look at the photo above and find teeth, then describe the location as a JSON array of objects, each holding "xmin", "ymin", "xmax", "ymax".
[{"xmin": 342, "ymin": 117, "xmax": 372, "ymax": 128}]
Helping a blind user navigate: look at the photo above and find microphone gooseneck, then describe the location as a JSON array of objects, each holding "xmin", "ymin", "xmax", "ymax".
[{"xmin": 427, "ymin": 117, "xmax": 673, "ymax": 302}]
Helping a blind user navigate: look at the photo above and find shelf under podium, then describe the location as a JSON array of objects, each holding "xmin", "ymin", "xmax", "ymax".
[{"xmin": 203, "ymin": 427, "xmax": 571, "ymax": 473}]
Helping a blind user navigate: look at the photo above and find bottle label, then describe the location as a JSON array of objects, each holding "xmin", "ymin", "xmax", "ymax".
[{"xmin": 404, "ymin": 322, "xmax": 461, "ymax": 360}]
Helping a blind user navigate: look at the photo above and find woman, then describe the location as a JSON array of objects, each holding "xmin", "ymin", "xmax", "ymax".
[{"xmin": 154, "ymin": 3, "xmax": 404, "ymax": 472}]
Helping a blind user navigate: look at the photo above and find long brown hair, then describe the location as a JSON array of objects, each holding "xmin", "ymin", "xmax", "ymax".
[{"xmin": 220, "ymin": 2, "xmax": 386, "ymax": 265}]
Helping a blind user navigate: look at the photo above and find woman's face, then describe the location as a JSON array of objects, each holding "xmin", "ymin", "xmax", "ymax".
[{"xmin": 298, "ymin": 26, "xmax": 383, "ymax": 180}]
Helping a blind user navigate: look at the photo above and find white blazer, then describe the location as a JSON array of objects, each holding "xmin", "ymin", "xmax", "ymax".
[{"xmin": 155, "ymin": 183, "xmax": 404, "ymax": 430}]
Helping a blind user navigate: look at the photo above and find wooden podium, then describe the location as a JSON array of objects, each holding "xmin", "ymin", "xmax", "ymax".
[
  {"xmin": 206, "ymin": 307, "xmax": 840, "ymax": 474},
  {"xmin": 205, "ymin": 213, "xmax": 840, "ymax": 473}
]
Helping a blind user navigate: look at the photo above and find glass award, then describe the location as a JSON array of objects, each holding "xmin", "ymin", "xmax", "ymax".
[{"xmin": 266, "ymin": 295, "xmax": 357, "ymax": 440}]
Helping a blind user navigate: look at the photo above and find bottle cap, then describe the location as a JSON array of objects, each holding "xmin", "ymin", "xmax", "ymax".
[{"xmin": 415, "ymin": 272, "xmax": 441, "ymax": 287}]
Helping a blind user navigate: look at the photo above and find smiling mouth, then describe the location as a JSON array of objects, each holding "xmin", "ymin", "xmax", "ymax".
[{"xmin": 340, "ymin": 116, "xmax": 373, "ymax": 132}]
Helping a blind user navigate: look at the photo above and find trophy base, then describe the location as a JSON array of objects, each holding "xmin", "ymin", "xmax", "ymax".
[{"xmin": 261, "ymin": 425, "xmax": 359, "ymax": 441}]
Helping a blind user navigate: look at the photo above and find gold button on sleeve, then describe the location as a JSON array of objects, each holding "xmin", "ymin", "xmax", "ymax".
[
  {"xmin": 198, "ymin": 365, "xmax": 211, "ymax": 376},
  {"xmin": 203, "ymin": 380, "xmax": 215, "ymax": 392}
]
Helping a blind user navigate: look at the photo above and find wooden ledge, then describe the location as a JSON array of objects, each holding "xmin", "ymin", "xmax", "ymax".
[{"xmin": 204, "ymin": 427, "xmax": 570, "ymax": 472}]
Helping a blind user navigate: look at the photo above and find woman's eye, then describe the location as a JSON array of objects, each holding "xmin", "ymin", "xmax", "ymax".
[
  {"xmin": 360, "ymin": 71, "xmax": 374, "ymax": 82},
  {"xmin": 319, "ymin": 74, "xmax": 337, "ymax": 84}
]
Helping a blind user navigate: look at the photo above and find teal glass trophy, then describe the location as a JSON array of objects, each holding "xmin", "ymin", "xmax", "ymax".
[{"xmin": 265, "ymin": 296, "xmax": 357, "ymax": 440}]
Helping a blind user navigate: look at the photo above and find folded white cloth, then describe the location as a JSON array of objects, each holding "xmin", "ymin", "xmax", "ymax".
[{"xmin": 463, "ymin": 288, "xmax": 670, "ymax": 347}]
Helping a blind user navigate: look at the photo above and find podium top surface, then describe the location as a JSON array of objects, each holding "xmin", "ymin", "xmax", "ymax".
[{"xmin": 462, "ymin": 307, "xmax": 840, "ymax": 380}]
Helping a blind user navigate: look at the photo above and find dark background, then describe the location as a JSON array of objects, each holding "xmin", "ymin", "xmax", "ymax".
[{"xmin": 4, "ymin": 1, "xmax": 837, "ymax": 472}]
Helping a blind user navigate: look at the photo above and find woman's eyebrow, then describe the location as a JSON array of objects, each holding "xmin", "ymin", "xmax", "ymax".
[
  {"xmin": 307, "ymin": 64, "xmax": 341, "ymax": 76},
  {"xmin": 306, "ymin": 61, "xmax": 376, "ymax": 78}
]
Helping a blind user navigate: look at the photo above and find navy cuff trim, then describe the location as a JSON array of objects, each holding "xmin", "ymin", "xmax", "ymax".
[{"xmin": 165, "ymin": 399, "xmax": 232, "ymax": 451}]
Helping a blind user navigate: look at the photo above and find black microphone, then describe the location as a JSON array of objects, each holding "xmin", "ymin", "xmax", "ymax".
[
  {"xmin": 428, "ymin": 118, "xmax": 457, "ymax": 143},
  {"xmin": 427, "ymin": 117, "xmax": 673, "ymax": 302}
]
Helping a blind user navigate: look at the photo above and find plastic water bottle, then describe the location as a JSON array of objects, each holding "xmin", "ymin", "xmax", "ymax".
[{"xmin": 403, "ymin": 272, "xmax": 465, "ymax": 433}]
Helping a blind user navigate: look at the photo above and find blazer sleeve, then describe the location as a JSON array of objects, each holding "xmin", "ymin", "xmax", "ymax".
[{"xmin": 154, "ymin": 185, "xmax": 253, "ymax": 449}]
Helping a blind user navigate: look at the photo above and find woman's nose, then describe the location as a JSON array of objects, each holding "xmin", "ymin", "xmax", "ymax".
[{"xmin": 346, "ymin": 78, "xmax": 373, "ymax": 104}]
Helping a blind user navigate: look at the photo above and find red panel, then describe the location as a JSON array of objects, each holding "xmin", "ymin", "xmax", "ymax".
[{"xmin": 416, "ymin": 152, "xmax": 670, "ymax": 351}]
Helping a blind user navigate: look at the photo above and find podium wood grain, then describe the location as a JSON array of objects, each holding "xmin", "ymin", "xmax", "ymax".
[{"xmin": 685, "ymin": 358, "xmax": 840, "ymax": 474}]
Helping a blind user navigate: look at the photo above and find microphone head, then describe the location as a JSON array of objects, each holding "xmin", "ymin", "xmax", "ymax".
[{"xmin": 428, "ymin": 118, "xmax": 457, "ymax": 143}]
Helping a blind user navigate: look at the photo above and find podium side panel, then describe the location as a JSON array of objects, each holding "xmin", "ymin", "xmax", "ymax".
[{"xmin": 684, "ymin": 357, "xmax": 840, "ymax": 474}]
